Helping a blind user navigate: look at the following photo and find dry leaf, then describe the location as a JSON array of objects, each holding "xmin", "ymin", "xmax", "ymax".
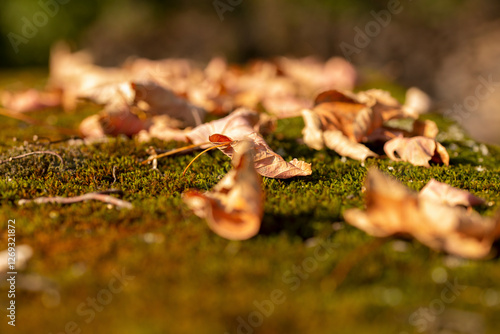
[
  {"xmin": 312, "ymin": 89, "xmax": 408, "ymax": 142},
  {"xmin": 130, "ymin": 81, "xmax": 206, "ymax": 127},
  {"xmin": 183, "ymin": 142, "xmax": 264, "ymax": 240},
  {"xmin": 301, "ymin": 108, "xmax": 377, "ymax": 161},
  {"xmin": 344, "ymin": 169, "xmax": 500, "ymax": 259},
  {"xmin": 187, "ymin": 109, "xmax": 311, "ymax": 178},
  {"xmin": 364, "ymin": 119, "xmax": 439, "ymax": 143},
  {"xmin": 301, "ymin": 88, "xmax": 415, "ymax": 161},
  {"xmin": 384, "ymin": 136, "xmax": 449, "ymax": 167},
  {"xmin": 323, "ymin": 130, "xmax": 378, "ymax": 161},
  {"xmin": 186, "ymin": 108, "xmax": 260, "ymax": 147},
  {"xmin": 302, "ymin": 109, "xmax": 326, "ymax": 150},
  {"xmin": 403, "ymin": 87, "xmax": 432, "ymax": 118},
  {"xmin": 208, "ymin": 132, "xmax": 312, "ymax": 179},
  {"xmin": 243, "ymin": 133, "xmax": 312, "ymax": 178},
  {"xmin": 277, "ymin": 56, "xmax": 356, "ymax": 94},
  {"xmin": 79, "ymin": 110, "xmax": 147, "ymax": 138},
  {"xmin": 49, "ymin": 42, "xmax": 128, "ymax": 110},
  {"xmin": 419, "ymin": 179, "xmax": 485, "ymax": 207},
  {"xmin": 410, "ymin": 119, "xmax": 439, "ymax": 139},
  {"xmin": 79, "ymin": 81, "xmax": 206, "ymax": 139},
  {"xmin": 1, "ymin": 89, "xmax": 61, "ymax": 112},
  {"xmin": 136, "ymin": 116, "xmax": 190, "ymax": 143}
]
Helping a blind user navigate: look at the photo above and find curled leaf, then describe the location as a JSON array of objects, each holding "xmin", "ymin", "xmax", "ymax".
[
  {"xmin": 384, "ymin": 136, "xmax": 449, "ymax": 167},
  {"xmin": 323, "ymin": 130, "xmax": 378, "ymax": 161},
  {"xmin": 186, "ymin": 108, "xmax": 260, "ymax": 148},
  {"xmin": 301, "ymin": 109, "xmax": 325, "ymax": 150},
  {"xmin": 403, "ymin": 87, "xmax": 432, "ymax": 118},
  {"xmin": 419, "ymin": 179, "xmax": 485, "ymax": 207},
  {"xmin": 344, "ymin": 169, "xmax": 500, "ymax": 259},
  {"xmin": 1, "ymin": 89, "xmax": 61, "ymax": 112},
  {"xmin": 301, "ymin": 108, "xmax": 377, "ymax": 161},
  {"xmin": 183, "ymin": 142, "xmax": 264, "ymax": 240},
  {"xmin": 188, "ymin": 109, "xmax": 312, "ymax": 179}
]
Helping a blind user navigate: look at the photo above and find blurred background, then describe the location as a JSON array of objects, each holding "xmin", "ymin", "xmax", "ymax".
[{"xmin": 1, "ymin": 0, "xmax": 500, "ymax": 143}]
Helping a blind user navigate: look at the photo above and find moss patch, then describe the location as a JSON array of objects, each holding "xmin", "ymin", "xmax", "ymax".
[{"xmin": 1, "ymin": 74, "xmax": 500, "ymax": 334}]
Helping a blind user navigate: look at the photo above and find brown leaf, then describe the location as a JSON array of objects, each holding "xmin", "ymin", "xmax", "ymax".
[
  {"xmin": 323, "ymin": 130, "xmax": 378, "ymax": 161},
  {"xmin": 245, "ymin": 133, "xmax": 311, "ymax": 178},
  {"xmin": 301, "ymin": 109, "xmax": 326, "ymax": 150},
  {"xmin": 131, "ymin": 81, "xmax": 206, "ymax": 127},
  {"xmin": 411, "ymin": 119, "xmax": 439, "ymax": 139},
  {"xmin": 309, "ymin": 89, "xmax": 410, "ymax": 145},
  {"xmin": 187, "ymin": 109, "xmax": 311, "ymax": 178},
  {"xmin": 183, "ymin": 142, "xmax": 264, "ymax": 240},
  {"xmin": 403, "ymin": 87, "xmax": 432, "ymax": 118},
  {"xmin": 277, "ymin": 56, "xmax": 356, "ymax": 94},
  {"xmin": 344, "ymin": 169, "xmax": 500, "ymax": 259},
  {"xmin": 1, "ymin": 89, "xmax": 61, "ymax": 112},
  {"xmin": 186, "ymin": 108, "xmax": 260, "ymax": 148},
  {"xmin": 419, "ymin": 179, "xmax": 485, "ymax": 207},
  {"xmin": 384, "ymin": 136, "xmax": 449, "ymax": 167},
  {"xmin": 79, "ymin": 111, "xmax": 147, "ymax": 139},
  {"xmin": 136, "ymin": 116, "xmax": 190, "ymax": 143},
  {"xmin": 364, "ymin": 119, "xmax": 439, "ymax": 143},
  {"xmin": 301, "ymin": 108, "xmax": 377, "ymax": 161}
]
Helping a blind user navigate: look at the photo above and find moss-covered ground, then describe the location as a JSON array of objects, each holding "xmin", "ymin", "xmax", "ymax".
[{"xmin": 1, "ymin": 70, "xmax": 500, "ymax": 334}]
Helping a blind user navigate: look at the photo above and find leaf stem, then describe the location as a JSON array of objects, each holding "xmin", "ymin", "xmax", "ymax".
[
  {"xmin": 182, "ymin": 142, "xmax": 232, "ymax": 176},
  {"xmin": 141, "ymin": 142, "xmax": 211, "ymax": 165}
]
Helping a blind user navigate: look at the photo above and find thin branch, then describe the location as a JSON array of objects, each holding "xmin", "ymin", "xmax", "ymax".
[
  {"xmin": 112, "ymin": 166, "xmax": 117, "ymax": 185},
  {"xmin": 0, "ymin": 151, "xmax": 64, "ymax": 166},
  {"xmin": 141, "ymin": 141, "xmax": 211, "ymax": 165},
  {"xmin": 18, "ymin": 190, "xmax": 133, "ymax": 209},
  {"xmin": 182, "ymin": 142, "xmax": 231, "ymax": 176}
]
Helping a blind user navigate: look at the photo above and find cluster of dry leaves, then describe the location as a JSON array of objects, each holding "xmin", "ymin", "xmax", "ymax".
[
  {"xmin": 2, "ymin": 43, "xmax": 498, "ymax": 259},
  {"xmin": 345, "ymin": 170, "xmax": 500, "ymax": 259}
]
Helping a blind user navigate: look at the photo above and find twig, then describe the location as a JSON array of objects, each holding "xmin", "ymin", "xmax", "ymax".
[
  {"xmin": 0, "ymin": 151, "xmax": 64, "ymax": 166},
  {"xmin": 112, "ymin": 166, "xmax": 117, "ymax": 185},
  {"xmin": 141, "ymin": 141, "xmax": 211, "ymax": 165},
  {"xmin": 18, "ymin": 190, "xmax": 133, "ymax": 209},
  {"xmin": 182, "ymin": 142, "xmax": 231, "ymax": 176}
]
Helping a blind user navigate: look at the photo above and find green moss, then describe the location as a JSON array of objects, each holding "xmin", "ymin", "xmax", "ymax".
[{"xmin": 1, "ymin": 76, "xmax": 500, "ymax": 334}]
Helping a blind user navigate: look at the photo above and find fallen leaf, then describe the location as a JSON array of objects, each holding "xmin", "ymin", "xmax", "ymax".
[
  {"xmin": 344, "ymin": 168, "xmax": 500, "ymax": 259},
  {"xmin": 403, "ymin": 87, "xmax": 432, "ymax": 118},
  {"xmin": 364, "ymin": 119, "xmax": 439, "ymax": 143},
  {"xmin": 130, "ymin": 81, "xmax": 206, "ymax": 127},
  {"xmin": 135, "ymin": 116, "xmax": 190, "ymax": 143},
  {"xmin": 187, "ymin": 109, "xmax": 312, "ymax": 178},
  {"xmin": 79, "ymin": 110, "xmax": 147, "ymax": 138},
  {"xmin": 1, "ymin": 89, "xmax": 61, "ymax": 112},
  {"xmin": 243, "ymin": 133, "xmax": 312, "ymax": 178},
  {"xmin": 384, "ymin": 136, "xmax": 449, "ymax": 167},
  {"xmin": 323, "ymin": 130, "xmax": 378, "ymax": 161},
  {"xmin": 313, "ymin": 89, "xmax": 409, "ymax": 142},
  {"xmin": 186, "ymin": 108, "xmax": 260, "ymax": 147},
  {"xmin": 419, "ymin": 179, "xmax": 485, "ymax": 207},
  {"xmin": 277, "ymin": 56, "xmax": 356, "ymax": 94},
  {"xmin": 301, "ymin": 108, "xmax": 377, "ymax": 161},
  {"xmin": 183, "ymin": 142, "xmax": 264, "ymax": 240}
]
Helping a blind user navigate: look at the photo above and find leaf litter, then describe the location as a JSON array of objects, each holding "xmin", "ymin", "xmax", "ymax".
[{"xmin": 1, "ymin": 41, "xmax": 498, "ymax": 259}]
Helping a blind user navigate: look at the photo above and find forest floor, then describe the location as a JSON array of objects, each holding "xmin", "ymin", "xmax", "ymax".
[{"xmin": 1, "ymin": 69, "xmax": 500, "ymax": 334}]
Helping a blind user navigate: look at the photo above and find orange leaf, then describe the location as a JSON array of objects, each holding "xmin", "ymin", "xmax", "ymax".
[
  {"xmin": 344, "ymin": 169, "xmax": 500, "ymax": 259},
  {"xmin": 183, "ymin": 142, "xmax": 264, "ymax": 240},
  {"xmin": 384, "ymin": 136, "xmax": 449, "ymax": 167}
]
